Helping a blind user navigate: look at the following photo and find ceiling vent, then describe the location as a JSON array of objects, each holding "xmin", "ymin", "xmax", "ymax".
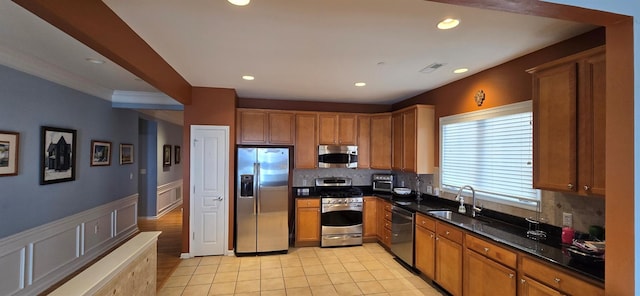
[{"xmin": 419, "ymin": 63, "xmax": 446, "ymax": 74}]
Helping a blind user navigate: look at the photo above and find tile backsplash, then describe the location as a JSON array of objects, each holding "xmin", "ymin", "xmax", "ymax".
[{"xmin": 293, "ymin": 167, "xmax": 606, "ymax": 234}]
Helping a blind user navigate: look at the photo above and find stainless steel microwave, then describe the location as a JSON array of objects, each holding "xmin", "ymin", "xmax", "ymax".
[{"xmin": 318, "ymin": 145, "xmax": 358, "ymax": 169}]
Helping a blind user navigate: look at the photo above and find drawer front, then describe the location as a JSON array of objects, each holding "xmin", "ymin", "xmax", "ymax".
[
  {"xmin": 382, "ymin": 228, "xmax": 392, "ymax": 246},
  {"xmin": 521, "ymin": 256, "xmax": 604, "ymax": 295},
  {"xmin": 466, "ymin": 234, "xmax": 517, "ymax": 268},
  {"xmin": 383, "ymin": 210, "xmax": 392, "ymax": 221},
  {"xmin": 415, "ymin": 213, "xmax": 436, "ymax": 231},
  {"xmin": 296, "ymin": 198, "xmax": 320, "ymax": 208},
  {"xmin": 383, "ymin": 202, "xmax": 392, "ymax": 212},
  {"xmin": 383, "ymin": 219, "xmax": 392, "ymax": 230},
  {"xmin": 436, "ymin": 221, "xmax": 463, "ymax": 244}
]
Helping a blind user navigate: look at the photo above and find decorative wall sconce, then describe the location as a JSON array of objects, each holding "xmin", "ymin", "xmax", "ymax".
[{"xmin": 474, "ymin": 90, "xmax": 486, "ymax": 106}]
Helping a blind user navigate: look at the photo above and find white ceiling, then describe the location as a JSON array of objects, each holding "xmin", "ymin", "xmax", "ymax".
[{"xmin": 0, "ymin": 0, "xmax": 596, "ymax": 110}]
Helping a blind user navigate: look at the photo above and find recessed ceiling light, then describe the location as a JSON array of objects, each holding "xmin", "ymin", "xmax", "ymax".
[
  {"xmin": 354, "ymin": 82, "xmax": 366, "ymax": 87},
  {"xmin": 242, "ymin": 75, "xmax": 255, "ymax": 81},
  {"xmin": 85, "ymin": 58, "xmax": 105, "ymax": 64},
  {"xmin": 228, "ymin": 0, "xmax": 250, "ymax": 6},
  {"xmin": 453, "ymin": 68, "xmax": 469, "ymax": 74},
  {"xmin": 437, "ymin": 18, "xmax": 460, "ymax": 30}
]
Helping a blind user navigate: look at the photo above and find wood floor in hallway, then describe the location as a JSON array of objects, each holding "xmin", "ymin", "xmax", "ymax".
[{"xmin": 138, "ymin": 206, "xmax": 184, "ymax": 291}]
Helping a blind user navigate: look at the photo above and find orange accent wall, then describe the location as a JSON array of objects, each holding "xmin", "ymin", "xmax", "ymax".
[
  {"xmin": 396, "ymin": 28, "xmax": 605, "ymax": 166},
  {"xmin": 182, "ymin": 87, "xmax": 238, "ymax": 252}
]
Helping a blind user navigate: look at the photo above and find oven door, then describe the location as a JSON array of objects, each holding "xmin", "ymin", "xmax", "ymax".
[
  {"xmin": 321, "ymin": 203, "xmax": 363, "ymax": 227},
  {"xmin": 321, "ymin": 201, "xmax": 363, "ymax": 246}
]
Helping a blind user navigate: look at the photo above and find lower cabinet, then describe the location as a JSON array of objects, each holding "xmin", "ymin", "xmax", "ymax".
[
  {"xmin": 465, "ymin": 249, "xmax": 517, "ymax": 296},
  {"xmin": 295, "ymin": 198, "xmax": 320, "ymax": 246},
  {"xmin": 464, "ymin": 234, "xmax": 517, "ymax": 296},
  {"xmin": 414, "ymin": 213, "xmax": 436, "ymax": 279},
  {"xmin": 519, "ymin": 275, "xmax": 565, "ymax": 296},
  {"xmin": 363, "ymin": 196, "xmax": 378, "ymax": 241},
  {"xmin": 377, "ymin": 198, "xmax": 392, "ymax": 248},
  {"xmin": 519, "ymin": 256, "xmax": 604, "ymax": 296},
  {"xmin": 435, "ymin": 222, "xmax": 463, "ymax": 296}
]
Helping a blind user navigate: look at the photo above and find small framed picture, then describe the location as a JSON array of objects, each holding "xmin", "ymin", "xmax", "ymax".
[
  {"xmin": 0, "ymin": 130, "xmax": 19, "ymax": 176},
  {"xmin": 90, "ymin": 140, "xmax": 112, "ymax": 166},
  {"xmin": 163, "ymin": 144, "xmax": 172, "ymax": 166},
  {"xmin": 174, "ymin": 145, "xmax": 181, "ymax": 164},
  {"xmin": 120, "ymin": 143, "xmax": 134, "ymax": 165},
  {"xmin": 41, "ymin": 126, "xmax": 76, "ymax": 185}
]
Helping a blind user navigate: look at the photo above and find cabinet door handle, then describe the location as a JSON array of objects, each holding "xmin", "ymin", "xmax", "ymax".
[
  {"xmin": 422, "ymin": 221, "xmax": 426, "ymax": 224},
  {"xmin": 567, "ymin": 183, "xmax": 574, "ymax": 190},
  {"xmin": 508, "ymin": 273, "xmax": 514, "ymax": 279},
  {"xmin": 484, "ymin": 247, "xmax": 489, "ymax": 253},
  {"xmin": 520, "ymin": 279, "xmax": 526, "ymax": 284},
  {"xmin": 584, "ymin": 185, "xmax": 591, "ymax": 191},
  {"xmin": 446, "ymin": 231, "xmax": 450, "ymax": 235},
  {"xmin": 430, "ymin": 234, "xmax": 434, "ymax": 238}
]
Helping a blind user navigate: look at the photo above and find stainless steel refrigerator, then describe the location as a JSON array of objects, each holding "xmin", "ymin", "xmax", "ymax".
[{"xmin": 236, "ymin": 147, "xmax": 290, "ymax": 254}]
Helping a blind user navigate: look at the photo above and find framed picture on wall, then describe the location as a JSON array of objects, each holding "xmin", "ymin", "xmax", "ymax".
[
  {"xmin": 0, "ymin": 130, "xmax": 19, "ymax": 176},
  {"xmin": 40, "ymin": 126, "xmax": 76, "ymax": 185},
  {"xmin": 163, "ymin": 144, "xmax": 172, "ymax": 166},
  {"xmin": 174, "ymin": 145, "xmax": 181, "ymax": 164},
  {"xmin": 90, "ymin": 140, "xmax": 111, "ymax": 166},
  {"xmin": 120, "ymin": 143, "xmax": 134, "ymax": 165}
]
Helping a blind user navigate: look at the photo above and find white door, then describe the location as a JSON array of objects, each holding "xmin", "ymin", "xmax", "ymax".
[{"xmin": 190, "ymin": 125, "xmax": 229, "ymax": 256}]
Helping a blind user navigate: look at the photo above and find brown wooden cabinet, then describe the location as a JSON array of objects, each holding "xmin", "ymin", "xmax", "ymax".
[
  {"xmin": 376, "ymin": 198, "xmax": 392, "ymax": 248},
  {"xmin": 237, "ymin": 109, "xmax": 295, "ymax": 145},
  {"xmin": 391, "ymin": 105, "xmax": 435, "ymax": 174},
  {"xmin": 294, "ymin": 113, "xmax": 318, "ymax": 169},
  {"xmin": 414, "ymin": 213, "xmax": 436, "ymax": 279},
  {"xmin": 295, "ymin": 198, "xmax": 320, "ymax": 246},
  {"xmin": 519, "ymin": 256, "xmax": 604, "ymax": 296},
  {"xmin": 362, "ymin": 196, "xmax": 377, "ymax": 241},
  {"xmin": 464, "ymin": 235, "xmax": 517, "ymax": 296},
  {"xmin": 370, "ymin": 114, "xmax": 392, "ymax": 170},
  {"xmin": 528, "ymin": 46, "xmax": 605, "ymax": 196},
  {"xmin": 435, "ymin": 221, "xmax": 463, "ymax": 296},
  {"xmin": 357, "ymin": 115, "xmax": 371, "ymax": 169},
  {"xmin": 318, "ymin": 113, "xmax": 357, "ymax": 145},
  {"xmin": 519, "ymin": 275, "xmax": 564, "ymax": 296}
]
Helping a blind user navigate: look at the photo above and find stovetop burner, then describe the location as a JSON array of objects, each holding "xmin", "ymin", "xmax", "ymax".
[
  {"xmin": 319, "ymin": 187, "xmax": 363, "ymax": 198},
  {"xmin": 315, "ymin": 177, "xmax": 363, "ymax": 198}
]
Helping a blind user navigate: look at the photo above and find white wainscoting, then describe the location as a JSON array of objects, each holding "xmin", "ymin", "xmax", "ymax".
[
  {"xmin": 156, "ymin": 179, "xmax": 183, "ymax": 218},
  {"xmin": 0, "ymin": 194, "xmax": 138, "ymax": 296}
]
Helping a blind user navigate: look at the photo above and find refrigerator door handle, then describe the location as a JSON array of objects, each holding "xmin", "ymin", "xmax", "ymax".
[{"xmin": 253, "ymin": 162, "xmax": 260, "ymax": 214}]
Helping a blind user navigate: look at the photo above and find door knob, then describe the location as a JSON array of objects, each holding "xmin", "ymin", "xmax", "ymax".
[{"xmin": 583, "ymin": 185, "xmax": 591, "ymax": 191}]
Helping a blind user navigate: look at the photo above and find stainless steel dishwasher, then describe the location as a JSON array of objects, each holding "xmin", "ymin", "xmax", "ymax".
[{"xmin": 390, "ymin": 205, "xmax": 415, "ymax": 267}]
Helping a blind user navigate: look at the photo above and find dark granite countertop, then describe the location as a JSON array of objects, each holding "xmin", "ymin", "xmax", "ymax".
[{"xmin": 292, "ymin": 187, "xmax": 604, "ymax": 283}]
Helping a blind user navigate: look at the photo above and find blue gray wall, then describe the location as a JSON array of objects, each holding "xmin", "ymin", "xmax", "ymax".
[
  {"xmin": 0, "ymin": 64, "xmax": 139, "ymax": 238},
  {"xmin": 157, "ymin": 119, "xmax": 183, "ymax": 185}
]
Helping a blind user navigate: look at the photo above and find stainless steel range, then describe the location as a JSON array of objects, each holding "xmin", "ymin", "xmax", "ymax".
[{"xmin": 315, "ymin": 177, "xmax": 363, "ymax": 247}]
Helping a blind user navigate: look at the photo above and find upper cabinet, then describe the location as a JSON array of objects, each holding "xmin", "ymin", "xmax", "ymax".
[
  {"xmin": 295, "ymin": 113, "xmax": 318, "ymax": 169},
  {"xmin": 357, "ymin": 115, "xmax": 371, "ymax": 169},
  {"xmin": 237, "ymin": 109, "xmax": 295, "ymax": 145},
  {"xmin": 370, "ymin": 114, "xmax": 392, "ymax": 170},
  {"xmin": 528, "ymin": 46, "xmax": 605, "ymax": 196},
  {"xmin": 391, "ymin": 105, "xmax": 435, "ymax": 174},
  {"xmin": 318, "ymin": 113, "xmax": 357, "ymax": 145}
]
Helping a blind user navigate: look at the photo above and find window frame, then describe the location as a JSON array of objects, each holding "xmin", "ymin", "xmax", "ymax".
[{"xmin": 439, "ymin": 100, "xmax": 539, "ymax": 211}]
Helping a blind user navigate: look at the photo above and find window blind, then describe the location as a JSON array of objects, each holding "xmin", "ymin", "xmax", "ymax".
[{"xmin": 440, "ymin": 101, "xmax": 539, "ymax": 209}]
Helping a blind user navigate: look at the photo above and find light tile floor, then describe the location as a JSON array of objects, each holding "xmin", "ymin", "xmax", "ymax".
[{"xmin": 159, "ymin": 243, "xmax": 446, "ymax": 296}]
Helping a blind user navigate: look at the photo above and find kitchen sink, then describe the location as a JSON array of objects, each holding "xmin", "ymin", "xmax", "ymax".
[
  {"xmin": 428, "ymin": 209, "xmax": 484, "ymax": 227},
  {"xmin": 429, "ymin": 210, "xmax": 454, "ymax": 220}
]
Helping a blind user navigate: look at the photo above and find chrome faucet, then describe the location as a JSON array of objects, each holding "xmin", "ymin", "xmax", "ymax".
[{"xmin": 455, "ymin": 185, "xmax": 482, "ymax": 217}]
